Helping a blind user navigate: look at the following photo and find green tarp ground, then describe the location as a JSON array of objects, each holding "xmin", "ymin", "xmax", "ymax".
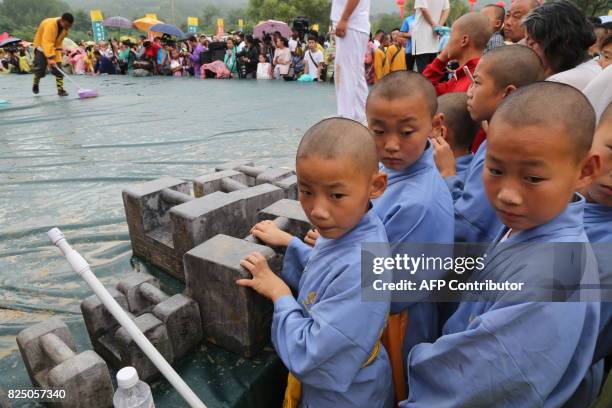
[{"xmin": 0, "ymin": 74, "xmax": 336, "ymax": 407}]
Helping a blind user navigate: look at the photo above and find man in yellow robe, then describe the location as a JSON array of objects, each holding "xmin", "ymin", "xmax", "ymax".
[{"xmin": 32, "ymin": 13, "xmax": 73, "ymax": 96}]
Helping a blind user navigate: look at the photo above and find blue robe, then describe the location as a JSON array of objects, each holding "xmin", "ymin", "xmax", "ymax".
[
  {"xmin": 372, "ymin": 144, "xmax": 454, "ymax": 358},
  {"xmin": 451, "ymin": 140, "xmax": 504, "ymax": 243},
  {"xmin": 444, "ymin": 153, "xmax": 473, "ymax": 201},
  {"xmin": 400, "ymin": 196, "xmax": 601, "ymax": 407},
  {"xmin": 584, "ymin": 202, "xmax": 612, "ymax": 363},
  {"xmin": 273, "ymin": 209, "xmax": 393, "ymax": 407}
]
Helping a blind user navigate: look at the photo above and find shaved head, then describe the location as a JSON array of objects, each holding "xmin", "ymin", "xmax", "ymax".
[
  {"xmin": 367, "ymin": 71, "xmax": 438, "ymax": 117},
  {"xmin": 480, "ymin": 44, "xmax": 544, "ymax": 89},
  {"xmin": 491, "ymin": 82, "xmax": 596, "ymax": 161},
  {"xmin": 454, "ymin": 12, "xmax": 493, "ymax": 50},
  {"xmin": 297, "ymin": 118, "xmax": 379, "ymax": 175},
  {"xmin": 437, "ymin": 93, "xmax": 479, "ymax": 149},
  {"xmin": 600, "ymin": 102, "xmax": 612, "ymax": 127}
]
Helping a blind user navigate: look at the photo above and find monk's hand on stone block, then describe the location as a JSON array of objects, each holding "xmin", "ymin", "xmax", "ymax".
[
  {"xmin": 238, "ymin": 252, "xmax": 291, "ymax": 302},
  {"xmin": 431, "ymin": 136, "xmax": 457, "ymax": 178},
  {"xmin": 250, "ymin": 220, "xmax": 294, "ymax": 247},
  {"xmin": 304, "ymin": 228, "xmax": 320, "ymax": 247}
]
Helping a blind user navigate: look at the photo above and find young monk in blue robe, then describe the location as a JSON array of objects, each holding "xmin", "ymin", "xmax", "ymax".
[
  {"xmin": 434, "ymin": 45, "xmax": 544, "ymax": 243},
  {"xmin": 582, "ymin": 103, "xmax": 612, "ymax": 367},
  {"xmin": 365, "ymin": 72, "xmax": 454, "ymax": 356},
  {"xmin": 400, "ymin": 82, "xmax": 602, "ymax": 407},
  {"xmin": 430, "ymin": 92, "xmax": 479, "ymax": 199},
  {"xmin": 237, "ymin": 118, "xmax": 393, "ymax": 408}
]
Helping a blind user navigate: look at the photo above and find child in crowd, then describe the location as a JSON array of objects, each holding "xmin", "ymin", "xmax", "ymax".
[
  {"xmin": 386, "ymin": 35, "xmax": 407, "ymax": 73},
  {"xmin": 598, "ymin": 34, "xmax": 612, "ymax": 69},
  {"xmin": 169, "ymin": 49, "xmax": 183, "ymax": 77},
  {"xmin": 423, "ymin": 12, "xmax": 491, "ymax": 95},
  {"xmin": 365, "ymin": 71, "xmax": 454, "ymax": 399},
  {"xmin": 256, "ymin": 54, "xmax": 272, "ymax": 80},
  {"xmin": 237, "ymin": 118, "xmax": 392, "ymax": 408},
  {"xmin": 373, "ymin": 34, "xmax": 390, "ymax": 83},
  {"xmin": 400, "ymin": 81, "xmax": 601, "ymax": 407},
  {"xmin": 431, "ymin": 92, "xmax": 479, "ymax": 194},
  {"xmin": 450, "ymin": 45, "xmax": 543, "ymax": 243},
  {"xmin": 303, "ymin": 35, "xmax": 325, "ymax": 81},
  {"xmin": 582, "ymin": 102, "xmax": 612, "ymax": 367}
]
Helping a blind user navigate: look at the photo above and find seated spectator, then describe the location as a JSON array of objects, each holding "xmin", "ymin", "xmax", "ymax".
[
  {"xmin": 481, "ymin": 4, "xmax": 505, "ymax": 53},
  {"xmin": 303, "ymin": 35, "xmax": 325, "ymax": 81},
  {"xmin": 256, "ymin": 54, "xmax": 272, "ymax": 79},
  {"xmin": 18, "ymin": 49, "xmax": 31, "ymax": 74},
  {"xmin": 523, "ymin": 0, "xmax": 601, "ymax": 90},
  {"xmin": 224, "ymin": 38, "xmax": 239, "ymax": 78},
  {"xmin": 273, "ymin": 37, "xmax": 291, "ymax": 79},
  {"xmin": 93, "ymin": 50, "xmax": 116, "ymax": 75},
  {"xmin": 68, "ymin": 48, "xmax": 86, "ymax": 75},
  {"xmin": 143, "ymin": 40, "xmax": 161, "ymax": 72},
  {"xmin": 118, "ymin": 40, "xmax": 136, "ymax": 75}
]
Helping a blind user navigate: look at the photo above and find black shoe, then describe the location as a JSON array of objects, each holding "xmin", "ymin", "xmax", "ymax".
[
  {"xmin": 57, "ymin": 89, "xmax": 69, "ymax": 97},
  {"xmin": 32, "ymin": 84, "xmax": 39, "ymax": 94}
]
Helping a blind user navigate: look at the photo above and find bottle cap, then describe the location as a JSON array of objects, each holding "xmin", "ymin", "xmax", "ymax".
[{"xmin": 117, "ymin": 366, "xmax": 139, "ymax": 389}]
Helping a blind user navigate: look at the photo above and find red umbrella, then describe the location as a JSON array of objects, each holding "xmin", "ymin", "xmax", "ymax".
[{"xmin": 0, "ymin": 32, "xmax": 9, "ymax": 42}]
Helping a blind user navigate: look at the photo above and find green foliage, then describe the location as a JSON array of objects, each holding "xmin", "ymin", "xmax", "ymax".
[
  {"xmin": 371, "ymin": 13, "xmax": 404, "ymax": 33},
  {"xmin": 448, "ymin": 0, "xmax": 469, "ymax": 25},
  {"xmin": 247, "ymin": 0, "xmax": 331, "ymax": 32},
  {"xmin": 0, "ymin": 0, "xmax": 70, "ymax": 34},
  {"xmin": 571, "ymin": 0, "xmax": 610, "ymax": 16}
]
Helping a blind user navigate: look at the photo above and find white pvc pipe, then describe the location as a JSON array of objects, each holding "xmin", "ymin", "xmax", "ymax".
[{"xmin": 47, "ymin": 228, "xmax": 207, "ymax": 408}]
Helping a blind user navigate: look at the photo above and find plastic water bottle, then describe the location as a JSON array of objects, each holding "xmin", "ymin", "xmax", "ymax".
[{"xmin": 113, "ymin": 366, "xmax": 155, "ymax": 408}]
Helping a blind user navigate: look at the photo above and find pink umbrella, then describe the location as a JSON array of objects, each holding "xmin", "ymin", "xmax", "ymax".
[
  {"xmin": 253, "ymin": 20, "xmax": 292, "ymax": 39},
  {"xmin": 0, "ymin": 32, "xmax": 9, "ymax": 42}
]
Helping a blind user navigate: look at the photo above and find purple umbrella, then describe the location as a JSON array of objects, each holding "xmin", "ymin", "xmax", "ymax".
[
  {"xmin": 102, "ymin": 16, "xmax": 133, "ymax": 29},
  {"xmin": 253, "ymin": 20, "xmax": 292, "ymax": 40}
]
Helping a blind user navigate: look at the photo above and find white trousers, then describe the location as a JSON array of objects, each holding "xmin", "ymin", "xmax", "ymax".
[{"xmin": 334, "ymin": 28, "xmax": 369, "ymax": 123}]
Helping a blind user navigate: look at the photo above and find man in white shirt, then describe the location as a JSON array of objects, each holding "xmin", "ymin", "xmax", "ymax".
[
  {"xmin": 332, "ymin": 0, "xmax": 371, "ymax": 123},
  {"xmin": 411, "ymin": 0, "xmax": 450, "ymax": 73},
  {"xmin": 303, "ymin": 35, "xmax": 325, "ymax": 80}
]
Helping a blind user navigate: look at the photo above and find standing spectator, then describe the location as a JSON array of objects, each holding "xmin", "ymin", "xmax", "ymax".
[
  {"xmin": 423, "ymin": 12, "xmax": 491, "ymax": 95},
  {"xmin": 224, "ymin": 38, "xmax": 239, "ymax": 77},
  {"xmin": 364, "ymin": 34, "xmax": 376, "ymax": 84},
  {"xmin": 303, "ymin": 35, "xmax": 325, "ymax": 80},
  {"xmin": 235, "ymin": 32, "xmax": 246, "ymax": 53},
  {"xmin": 324, "ymin": 34, "xmax": 336, "ymax": 82},
  {"xmin": 187, "ymin": 35, "xmax": 206, "ymax": 78},
  {"xmin": 387, "ymin": 32, "xmax": 407, "ymax": 73},
  {"xmin": 399, "ymin": 14, "xmax": 416, "ymax": 70},
  {"xmin": 481, "ymin": 4, "xmax": 505, "ymax": 53},
  {"xmin": 332, "ymin": 0, "xmax": 372, "ymax": 122},
  {"xmin": 273, "ymin": 37, "xmax": 291, "ymax": 79},
  {"xmin": 411, "ymin": 0, "xmax": 450, "ymax": 72},
  {"xmin": 503, "ymin": 0, "xmax": 538, "ymax": 43},
  {"xmin": 523, "ymin": 0, "xmax": 601, "ymax": 90},
  {"xmin": 238, "ymin": 35, "xmax": 260, "ymax": 78}
]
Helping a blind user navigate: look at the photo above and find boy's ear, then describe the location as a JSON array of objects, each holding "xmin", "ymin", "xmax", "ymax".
[
  {"xmin": 575, "ymin": 152, "xmax": 602, "ymax": 191},
  {"xmin": 502, "ymin": 84, "xmax": 518, "ymax": 98},
  {"xmin": 432, "ymin": 113, "xmax": 448, "ymax": 140},
  {"xmin": 370, "ymin": 171, "xmax": 388, "ymax": 200}
]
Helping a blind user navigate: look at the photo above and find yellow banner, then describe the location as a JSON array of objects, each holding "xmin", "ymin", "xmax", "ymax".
[
  {"xmin": 188, "ymin": 17, "xmax": 198, "ymax": 26},
  {"xmin": 217, "ymin": 18, "xmax": 224, "ymax": 28},
  {"xmin": 239, "ymin": 19, "xmax": 244, "ymax": 27},
  {"xmin": 146, "ymin": 13, "xmax": 158, "ymax": 19},
  {"xmin": 90, "ymin": 9, "xmax": 103, "ymax": 22},
  {"xmin": 312, "ymin": 24, "xmax": 319, "ymax": 32}
]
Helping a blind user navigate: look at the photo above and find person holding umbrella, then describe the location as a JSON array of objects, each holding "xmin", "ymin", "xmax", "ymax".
[{"xmin": 32, "ymin": 13, "xmax": 74, "ymax": 96}]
